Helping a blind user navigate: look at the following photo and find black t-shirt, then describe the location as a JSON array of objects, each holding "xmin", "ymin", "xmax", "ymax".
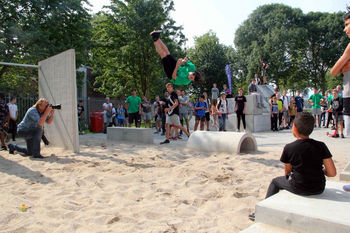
[
  {"xmin": 160, "ymin": 96, "xmax": 168, "ymax": 114},
  {"xmin": 331, "ymin": 97, "xmax": 343, "ymax": 115},
  {"xmin": 235, "ymin": 95, "xmax": 246, "ymax": 112},
  {"xmin": 166, "ymin": 91, "xmax": 179, "ymax": 116},
  {"xmin": 77, "ymin": 105, "xmax": 84, "ymax": 117},
  {"xmin": 280, "ymin": 139, "xmax": 332, "ymax": 194}
]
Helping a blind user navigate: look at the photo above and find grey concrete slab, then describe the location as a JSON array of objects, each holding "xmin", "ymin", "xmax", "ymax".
[
  {"xmin": 255, "ymin": 181, "xmax": 350, "ymax": 233},
  {"xmin": 38, "ymin": 49, "xmax": 79, "ymax": 153},
  {"xmin": 107, "ymin": 127, "xmax": 154, "ymax": 144},
  {"xmin": 340, "ymin": 161, "xmax": 350, "ymax": 181}
]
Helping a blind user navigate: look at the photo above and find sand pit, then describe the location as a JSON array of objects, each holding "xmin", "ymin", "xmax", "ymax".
[{"xmin": 0, "ymin": 128, "xmax": 348, "ymax": 232}]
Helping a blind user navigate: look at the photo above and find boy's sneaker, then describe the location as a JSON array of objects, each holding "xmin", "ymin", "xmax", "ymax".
[
  {"xmin": 150, "ymin": 30, "xmax": 162, "ymax": 41},
  {"xmin": 8, "ymin": 144, "xmax": 15, "ymax": 154},
  {"xmin": 1, "ymin": 145, "xmax": 7, "ymax": 151},
  {"xmin": 341, "ymin": 134, "xmax": 345, "ymax": 138},
  {"xmin": 248, "ymin": 213, "xmax": 255, "ymax": 221},
  {"xmin": 33, "ymin": 155, "xmax": 44, "ymax": 159},
  {"xmin": 160, "ymin": 139, "xmax": 170, "ymax": 144},
  {"xmin": 332, "ymin": 134, "xmax": 339, "ymax": 138}
]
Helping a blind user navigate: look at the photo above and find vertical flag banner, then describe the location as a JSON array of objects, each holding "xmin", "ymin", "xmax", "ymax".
[{"xmin": 225, "ymin": 64, "xmax": 232, "ymax": 93}]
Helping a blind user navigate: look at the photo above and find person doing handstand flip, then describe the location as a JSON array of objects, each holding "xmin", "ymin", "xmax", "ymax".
[{"xmin": 150, "ymin": 30, "xmax": 201, "ymax": 85}]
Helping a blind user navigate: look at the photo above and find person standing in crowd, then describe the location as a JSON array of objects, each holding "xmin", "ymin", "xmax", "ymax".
[
  {"xmin": 178, "ymin": 90, "xmax": 190, "ymax": 135},
  {"xmin": 126, "ymin": 89, "xmax": 142, "ymax": 128},
  {"xmin": 116, "ymin": 104, "xmax": 125, "ymax": 127},
  {"xmin": 7, "ymin": 96, "xmax": 18, "ymax": 141},
  {"xmin": 288, "ymin": 96, "xmax": 297, "ymax": 127},
  {"xmin": 325, "ymin": 90, "xmax": 334, "ymax": 129},
  {"xmin": 320, "ymin": 91, "xmax": 329, "ymax": 128},
  {"xmin": 336, "ymin": 85, "xmax": 343, "ymax": 97},
  {"xmin": 271, "ymin": 96, "xmax": 279, "ymax": 131},
  {"xmin": 8, "ymin": 98, "xmax": 54, "ymax": 158},
  {"xmin": 276, "ymin": 93, "xmax": 284, "ymax": 130},
  {"xmin": 203, "ymin": 92, "xmax": 211, "ymax": 131},
  {"xmin": 160, "ymin": 91, "xmax": 169, "ymax": 135},
  {"xmin": 253, "ymin": 73, "xmax": 261, "ymax": 85},
  {"xmin": 77, "ymin": 100, "xmax": 84, "ymax": 134},
  {"xmin": 211, "ymin": 83, "xmax": 219, "ymax": 103},
  {"xmin": 194, "ymin": 95, "xmax": 207, "ymax": 131},
  {"xmin": 102, "ymin": 97, "xmax": 113, "ymax": 133},
  {"xmin": 222, "ymin": 84, "xmax": 232, "ymax": 98},
  {"xmin": 153, "ymin": 96, "xmax": 162, "ymax": 133},
  {"xmin": 142, "ymin": 96, "xmax": 152, "ymax": 128},
  {"xmin": 330, "ymin": 89, "xmax": 345, "ymax": 138},
  {"xmin": 248, "ymin": 79, "xmax": 264, "ymax": 108},
  {"xmin": 234, "ymin": 88, "xmax": 247, "ymax": 132},
  {"xmin": 295, "ymin": 90, "xmax": 304, "ymax": 112},
  {"xmin": 160, "ymin": 83, "xmax": 190, "ymax": 144},
  {"xmin": 0, "ymin": 94, "xmax": 9, "ymax": 150},
  {"xmin": 282, "ymin": 90, "xmax": 290, "ymax": 129},
  {"xmin": 308, "ymin": 88, "xmax": 323, "ymax": 127},
  {"xmin": 123, "ymin": 103, "xmax": 128, "ymax": 127},
  {"xmin": 216, "ymin": 92, "xmax": 228, "ymax": 131},
  {"xmin": 211, "ymin": 99, "xmax": 218, "ymax": 127}
]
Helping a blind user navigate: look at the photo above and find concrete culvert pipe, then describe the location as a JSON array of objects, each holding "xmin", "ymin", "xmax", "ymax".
[{"xmin": 187, "ymin": 131, "xmax": 257, "ymax": 154}]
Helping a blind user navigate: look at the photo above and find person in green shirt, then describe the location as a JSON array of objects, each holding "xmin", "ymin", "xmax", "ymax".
[
  {"xmin": 307, "ymin": 88, "xmax": 324, "ymax": 127},
  {"xmin": 125, "ymin": 89, "xmax": 142, "ymax": 128},
  {"xmin": 150, "ymin": 30, "xmax": 201, "ymax": 85}
]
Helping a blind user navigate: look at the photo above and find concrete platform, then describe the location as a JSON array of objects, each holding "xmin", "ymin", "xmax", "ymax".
[
  {"xmin": 255, "ymin": 181, "xmax": 350, "ymax": 233},
  {"xmin": 340, "ymin": 161, "xmax": 350, "ymax": 181},
  {"xmin": 240, "ymin": 223, "xmax": 295, "ymax": 233},
  {"xmin": 107, "ymin": 127, "xmax": 154, "ymax": 144}
]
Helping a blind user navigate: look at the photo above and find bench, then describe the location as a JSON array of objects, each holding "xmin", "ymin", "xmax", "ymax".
[{"xmin": 107, "ymin": 127, "xmax": 154, "ymax": 144}]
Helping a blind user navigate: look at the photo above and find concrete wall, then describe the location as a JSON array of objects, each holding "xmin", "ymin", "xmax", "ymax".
[{"xmin": 38, "ymin": 49, "xmax": 79, "ymax": 153}]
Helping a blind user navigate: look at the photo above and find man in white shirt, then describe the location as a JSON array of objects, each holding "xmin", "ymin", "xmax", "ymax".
[{"xmin": 7, "ymin": 96, "xmax": 18, "ymax": 141}]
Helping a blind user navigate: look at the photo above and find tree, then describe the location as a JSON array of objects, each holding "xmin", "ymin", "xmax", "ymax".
[
  {"xmin": 90, "ymin": 0, "xmax": 185, "ymax": 99},
  {"xmin": 188, "ymin": 31, "xmax": 229, "ymax": 95},
  {"xmin": 0, "ymin": 0, "xmax": 92, "ymax": 94}
]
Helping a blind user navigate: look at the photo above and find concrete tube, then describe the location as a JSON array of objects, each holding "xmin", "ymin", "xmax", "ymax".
[{"xmin": 187, "ymin": 131, "xmax": 257, "ymax": 154}]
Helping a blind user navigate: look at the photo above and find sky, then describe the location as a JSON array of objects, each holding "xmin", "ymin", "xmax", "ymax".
[{"xmin": 86, "ymin": 0, "xmax": 349, "ymax": 47}]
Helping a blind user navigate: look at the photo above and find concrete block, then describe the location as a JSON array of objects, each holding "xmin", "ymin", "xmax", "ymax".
[
  {"xmin": 344, "ymin": 115, "xmax": 350, "ymax": 137},
  {"xmin": 245, "ymin": 95, "xmax": 263, "ymax": 115},
  {"xmin": 340, "ymin": 161, "xmax": 350, "ymax": 181},
  {"xmin": 255, "ymin": 181, "xmax": 350, "ymax": 233},
  {"xmin": 107, "ymin": 127, "xmax": 153, "ymax": 144},
  {"xmin": 38, "ymin": 49, "xmax": 79, "ymax": 153},
  {"xmin": 187, "ymin": 131, "xmax": 257, "ymax": 154},
  {"xmin": 240, "ymin": 223, "xmax": 295, "ymax": 233}
]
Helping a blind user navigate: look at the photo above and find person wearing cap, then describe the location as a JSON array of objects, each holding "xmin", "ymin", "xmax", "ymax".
[{"xmin": 216, "ymin": 92, "xmax": 229, "ymax": 131}]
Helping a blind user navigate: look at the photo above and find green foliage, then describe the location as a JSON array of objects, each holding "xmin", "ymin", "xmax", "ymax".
[
  {"xmin": 188, "ymin": 31, "xmax": 229, "ymax": 95},
  {"xmin": 0, "ymin": 0, "xmax": 92, "ymax": 95},
  {"xmin": 90, "ymin": 0, "xmax": 185, "ymax": 100},
  {"xmin": 234, "ymin": 4, "xmax": 348, "ymax": 92}
]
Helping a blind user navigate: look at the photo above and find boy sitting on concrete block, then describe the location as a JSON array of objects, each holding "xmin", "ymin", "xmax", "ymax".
[{"xmin": 249, "ymin": 112, "xmax": 336, "ymax": 221}]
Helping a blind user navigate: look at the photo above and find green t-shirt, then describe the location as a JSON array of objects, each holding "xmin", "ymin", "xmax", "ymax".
[
  {"xmin": 171, "ymin": 60, "xmax": 196, "ymax": 85},
  {"xmin": 327, "ymin": 94, "xmax": 333, "ymax": 103},
  {"xmin": 308, "ymin": 93, "xmax": 323, "ymax": 108},
  {"xmin": 126, "ymin": 95, "xmax": 141, "ymax": 114},
  {"xmin": 277, "ymin": 99, "xmax": 283, "ymax": 111}
]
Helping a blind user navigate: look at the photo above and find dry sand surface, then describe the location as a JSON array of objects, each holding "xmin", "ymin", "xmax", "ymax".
[{"xmin": 0, "ymin": 128, "xmax": 349, "ymax": 233}]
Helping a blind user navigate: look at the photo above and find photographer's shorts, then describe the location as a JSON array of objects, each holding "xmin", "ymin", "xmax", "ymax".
[
  {"xmin": 161, "ymin": 55, "xmax": 176, "ymax": 79},
  {"xmin": 166, "ymin": 114, "xmax": 181, "ymax": 126}
]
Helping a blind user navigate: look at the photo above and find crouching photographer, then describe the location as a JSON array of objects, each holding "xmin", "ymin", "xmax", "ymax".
[{"xmin": 8, "ymin": 98, "xmax": 55, "ymax": 159}]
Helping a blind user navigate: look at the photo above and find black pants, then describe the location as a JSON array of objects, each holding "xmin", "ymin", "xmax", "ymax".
[
  {"xmin": 266, "ymin": 176, "xmax": 322, "ymax": 199},
  {"xmin": 271, "ymin": 114, "xmax": 278, "ymax": 130},
  {"xmin": 161, "ymin": 113, "xmax": 166, "ymax": 133},
  {"xmin": 236, "ymin": 110, "xmax": 246, "ymax": 129},
  {"xmin": 9, "ymin": 119, "xmax": 17, "ymax": 141},
  {"xmin": 278, "ymin": 112, "xmax": 283, "ymax": 127},
  {"xmin": 326, "ymin": 111, "xmax": 333, "ymax": 128}
]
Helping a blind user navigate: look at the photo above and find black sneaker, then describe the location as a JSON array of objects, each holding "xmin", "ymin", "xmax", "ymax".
[
  {"xmin": 332, "ymin": 134, "xmax": 339, "ymax": 138},
  {"xmin": 8, "ymin": 144, "xmax": 15, "ymax": 154},
  {"xmin": 150, "ymin": 30, "xmax": 162, "ymax": 41},
  {"xmin": 160, "ymin": 139, "xmax": 170, "ymax": 144},
  {"xmin": 248, "ymin": 213, "xmax": 255, "ymax": 221},
  {"xmin": 33, "ymin": 155, "xmax": 44, "ymax": 159},
  {"xmin": 341, "ymin": 134, "xmax": 345, "ymax": 138},
  {"xmin": 1, "ymin": 145, "xmax": 7, "ymax": 151}
]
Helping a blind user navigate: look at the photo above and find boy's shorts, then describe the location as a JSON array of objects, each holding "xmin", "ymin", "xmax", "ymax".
[
  {"xmin": 143, "ymin": 112, "xmax": 152, "ymax": 121},
  {"xmin": 166, "ymin": 114, "xmax": 181, "ymax": 125},
  {"xmin": 161, "ymin": 55, "xmax": 176, "ymax": 79},
  {"xmin": 311, "ymin": 108, "xmax": 321, "ymax": 116},
  {"xmin": 195, "ymin": 115, "xmax": 206, "ymax": 122},
  {"xmin": 205, "ymin": 112, "xmax": 210, "ymax": 121},
  {"xmin": 118, "ymin": 119, "xmax": 124, "ymax": 125},
  {"xmin": 334, "ymin": 114, "xmax": 344, "ymax": 123}
]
